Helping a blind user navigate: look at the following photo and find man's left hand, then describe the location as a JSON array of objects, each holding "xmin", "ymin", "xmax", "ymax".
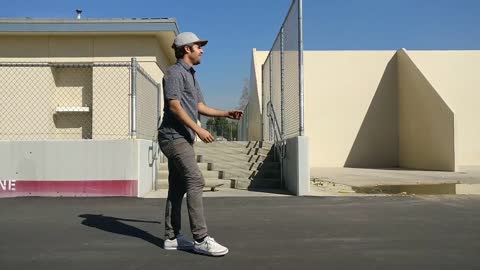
[{"xmin": 226, "ymin": 110, "xmax": 243, "ymax": 120}]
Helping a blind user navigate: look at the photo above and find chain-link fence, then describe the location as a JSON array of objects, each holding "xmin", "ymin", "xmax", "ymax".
[
  {"xmin": 237, "ymin": 103, "xmax": 248, "ymax": 141},
  {"xmin": 206, "ymin": 122, "xmax": 239, "ymax": 141},
  {"xmin": 262, "ymin": 57, "xmax": 271, "ymax": 141},
  {"xmin": 134, "ymin": 63, "xmax": 160, "ymax": 141},
  {"xmin": 0, "ymin": 59, "xmax": 159, "ymax": 141},
  {"xmin": 262, "ymin": 0, "xmax": 304, "ymax": 141}
]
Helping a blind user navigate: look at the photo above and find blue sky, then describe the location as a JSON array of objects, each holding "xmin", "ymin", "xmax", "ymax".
[{"xmin": 1, "ymin": 0, "xmax": 479, "ymax": 110}]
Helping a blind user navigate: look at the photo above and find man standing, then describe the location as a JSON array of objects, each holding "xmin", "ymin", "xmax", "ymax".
[{"xmin": 158, "ymin": 32, "xmax": 243, "ymax": 256}]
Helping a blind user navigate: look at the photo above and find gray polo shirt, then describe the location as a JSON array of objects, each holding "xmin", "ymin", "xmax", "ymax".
[{"xmin": 158, "ymin": 59, "xmax": 205, "ymax": 143}]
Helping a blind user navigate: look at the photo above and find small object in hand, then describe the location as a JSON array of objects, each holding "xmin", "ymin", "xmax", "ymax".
[{"xmin": 234, "ymin": 111, "xmax": 243, "ymax": 119}]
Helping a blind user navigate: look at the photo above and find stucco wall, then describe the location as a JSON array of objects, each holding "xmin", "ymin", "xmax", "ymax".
[
  {"xmin": 248, "ymin": 49, "xmax": 479, "ymax": 170},
  {"xmin": 406, "ymin": 50, "xmax": 480, "ymax": 167},
  {"xmin": 304, "ymin": 51, "xmax": 399, "ymax": 168},
  {"xmin": 246, "ymin": 49, "xmax": 268, "ymax": 141},
  {"xmin": 398, "ymin": 49, "xmax": 456, "ymax": 171}
]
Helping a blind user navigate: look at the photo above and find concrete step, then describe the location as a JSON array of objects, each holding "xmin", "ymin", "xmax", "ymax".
[
  {"xmin": 222, "ymin": 169, "xmax": 280, "ymax": 180},
  {"xmin": 197, "ymin": 153, "xmax": 273, "ymax": 164},
  {"xmin": 235, "ymin": 141, "xmax": 274, "ymax": 149},
  {"xmin": 156, "ymin": 140, "xmax": 281, "ymax": 192},
  {"xmin": 195, "ymin": 147, "xmax": 273, "ymax": 156},
  {"xmin": 156, "ymin": 179, "xmax": 232, "ymax": 189},
  {"xmin": 245, "ymin": 147, "xmax": 274, "ymax": 156},
  {"xmin": 158, "ymin": 159, "xmax": 279, "ymax": 172},
  {"xmin": 194, "ymin": 141, "xmax": 274, "ymax": 149},
  {"xmin": 158, "ymin": 162, "xmax": 210, "ymax": 171},
  {"xmin": 210, "ymin": 161, "xmax": 280, "ymax": 172},
  {"xmin": 231, "ymin": 178, "xmax": 281, "ymax": 189},
  {"xmin": 196, "ymin": 141, "xmax": 273, "ymax": 148},
  {"xmin": 158, "ymin": 170, "xmax": 222, "ymax": 179},
  {"xmin": 194, "ymin": 141, "xmax": 244, "ymax": 146},
  {"xmin": 157, "ymin": 167, "xmax": 279, "ymax": 181}
]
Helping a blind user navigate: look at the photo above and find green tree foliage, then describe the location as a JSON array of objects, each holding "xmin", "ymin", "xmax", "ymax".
[{"xmin": 206, "ymin": 117, "xmax": 238, "ymax": 141}]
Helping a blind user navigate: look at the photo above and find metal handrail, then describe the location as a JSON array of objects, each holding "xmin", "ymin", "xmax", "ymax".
[
  {"xmin": 267, "ymin": 101, "xmax": 282, "ymax": 146},
  {"xmin": 267, "ymin": 101, "xmax": 285, "ymax": 188}
]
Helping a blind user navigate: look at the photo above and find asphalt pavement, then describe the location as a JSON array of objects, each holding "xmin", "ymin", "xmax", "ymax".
[{"xmin": 1, "ymin": 195, "xmax": 480, "ymax": 269}]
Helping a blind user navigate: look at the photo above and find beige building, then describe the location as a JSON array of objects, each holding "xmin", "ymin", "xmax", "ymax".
[
  {"xmin": 244, "ymin": 48, "xmax": 480, "ymax": 172},
  {"xmin": 0, "ymin": 18, "xmax": 179, "ymax": 197},
  {"xmin": 0, "ymin": 18, "xmax": 177, "ymax": 140}
]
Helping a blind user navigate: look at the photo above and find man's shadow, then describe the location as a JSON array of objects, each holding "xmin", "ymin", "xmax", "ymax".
[{"xmin": 78, "ymin": 214, "xmax": 165, "ymax": 248}]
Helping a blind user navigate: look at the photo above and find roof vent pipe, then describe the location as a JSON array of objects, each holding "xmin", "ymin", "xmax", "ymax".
[{"xmin": 76, "ymin": 9, "xmax": 82, "ymax": 19}]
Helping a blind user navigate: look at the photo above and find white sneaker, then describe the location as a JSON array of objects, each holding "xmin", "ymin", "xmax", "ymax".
[
  {"xmin": 193, "ymin": 236, "xmax": 229, "ymax": 256},
  {"xmin": 163, "ymin": 234, "xmax": 194, "ymax": 250}
]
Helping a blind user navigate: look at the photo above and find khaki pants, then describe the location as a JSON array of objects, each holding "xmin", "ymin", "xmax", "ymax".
[{"xmin": 159, "ymin": 137, "xmax": 208, "ymax": 240}]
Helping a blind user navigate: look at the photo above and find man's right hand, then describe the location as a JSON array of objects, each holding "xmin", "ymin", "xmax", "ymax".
[{"xmin": 196, "ymin": 128, "xmax": 214, "ymax": 143}]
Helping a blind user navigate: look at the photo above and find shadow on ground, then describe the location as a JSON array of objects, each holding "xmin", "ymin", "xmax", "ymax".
[{"xmin": 78, "ymin": 214, "xmax": 165, "ymax": 248}]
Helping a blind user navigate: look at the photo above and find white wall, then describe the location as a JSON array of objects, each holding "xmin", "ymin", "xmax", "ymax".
[
  {"xmin": 136, "ymin": 139, "xmax": 158, "ymax": 197},
  {"xmin": 0, "ymin": 140, "xmax": 135, "ymax": 180},
  {"xmin": 283, "ymin": 136, "xmax": 310, "ymax": 195},
  {"xmin": 0, "ymin": 140, "xmax": 156, "ymax": 197}
]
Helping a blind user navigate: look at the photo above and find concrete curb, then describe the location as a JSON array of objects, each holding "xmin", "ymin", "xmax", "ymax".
[{"xmin": 311, "ymin": 178, "xmax": 480, "ymax": 195}]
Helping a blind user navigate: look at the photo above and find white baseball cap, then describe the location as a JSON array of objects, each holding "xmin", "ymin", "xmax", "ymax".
[{"xmin": 172, "ymin": 32, "xmax": 208, "ymax": 48}]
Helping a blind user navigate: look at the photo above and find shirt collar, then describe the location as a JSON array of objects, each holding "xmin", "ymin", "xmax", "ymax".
[{"xmin": 178, "ymin": 59, "xmax": 196, "ymax": 74}]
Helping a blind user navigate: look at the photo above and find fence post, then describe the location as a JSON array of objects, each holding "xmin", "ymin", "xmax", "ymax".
[
  {"xmin": 280, "ymin": 27, "xmax": 287, "ymax": 189},
  {"xmin": 261, "ymin": 63, "xmax": 265, "ymax": 141},
  {"xmin": 298, "ymin": 0, "xmax": 305, "ymax": 136},
  {"xmin": 156, "ymin": 83, "xmax": 161, "ymax": 131},
  {"xmin": 269, "ymin": 57, "xmax": 274, "ymax": 141},
  {"xmin": 280, "ymin": 28, "xmax": 285, "ymax": 140},
  {"xmin": 130, "ymin": 58, "xmax": 137, "ymax": 138}
]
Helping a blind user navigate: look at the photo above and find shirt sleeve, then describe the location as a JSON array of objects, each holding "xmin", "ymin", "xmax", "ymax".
[
  {"xmin": 163, "ymin": 69, "xmax": 183, "ymax": 100},
  {"xmin": 197, "ymin": 88, "xmax": 205, "ymax": 104}
]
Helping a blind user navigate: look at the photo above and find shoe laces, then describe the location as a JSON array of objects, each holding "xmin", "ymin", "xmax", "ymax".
[{"xmin": 205, "ymin": 237, "xmax": 218, "ymax": 248}]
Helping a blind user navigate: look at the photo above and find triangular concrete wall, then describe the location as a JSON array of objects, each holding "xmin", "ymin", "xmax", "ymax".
[
  {"xmin": 405, "ymin": 50, "xmax": 480, "ymax": 168},
  {"xmin": 397, "ymin": 49, "xmax": 456, "ymax": 171}
]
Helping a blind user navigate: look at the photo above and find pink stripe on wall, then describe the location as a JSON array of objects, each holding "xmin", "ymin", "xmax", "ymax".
[{"xmin": 0, "ymin": 180, "xmax": 137, "ymax": 197}]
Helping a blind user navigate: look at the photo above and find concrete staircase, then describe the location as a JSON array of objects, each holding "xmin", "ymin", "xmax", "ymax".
[{"xmin": 156, "ymin": 141, "xmax": 281, "ymax": 190}]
